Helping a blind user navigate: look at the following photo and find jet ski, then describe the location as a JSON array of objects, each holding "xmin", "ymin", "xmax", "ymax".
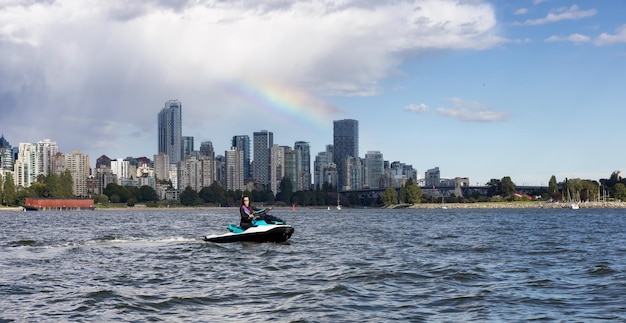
[{"xmin": 203, "ymin": 218, "xmax": 294, "ymax": 243}]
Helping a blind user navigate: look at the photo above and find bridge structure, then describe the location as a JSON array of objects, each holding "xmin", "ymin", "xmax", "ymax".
[{"xmin": 339, "ymin": 185, "xmax": 548, "ymax": 201}]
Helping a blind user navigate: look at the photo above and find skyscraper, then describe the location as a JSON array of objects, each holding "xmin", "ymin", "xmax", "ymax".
[
  {"xmin": 294, "ymin": 141, "xmax": 311, "ymax": 191},
  {"xmin": 37, "ymin": 138, "xmax": 59, "ymax": 177},
  {"xmin": 158, "ymin": 100, "xmax": 183, "ymax": 164},
  {"xmin": 253, "ymin": 130, "xmax": 273, "ymax": 190},
  {"xmin": 364, "ymin": 151, "xmax": 384, "ymax": 189},
  {"xmin": 333, "ymin": 119, "xmax": 358, "ymax": 190},
  {"xmin": 15, "ymin": 143, "xmax": 38, "ymax": 188},
  {"xmin": 0, "ymin": 135, "xmax": 13, "ymax": 170},
  {"xmin": 314, "ymin": 145, "xmax": 333, "ymax": 190},
  {"xmin": 232, "ymin": 135, "xmax": 251, "ymax": 180},
  {"xmin": 199, "ymin": 141, "xmax": 215, "ymax": 159},
  {"xmin": 225, "ymin": 147, "xmax": 245, "ymax": 191},
  {"xmin": 182, "ymin": 136, "xmax": 194, "ymax": 158},
  {"xmin": 64, "ymin": 150, "xmax": 90, "ymax": 197}
]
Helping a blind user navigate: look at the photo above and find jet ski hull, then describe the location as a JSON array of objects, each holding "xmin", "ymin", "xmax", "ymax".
[{"xmin": 204, "ymin": 225, "xmax": 294, "ymax": 243}]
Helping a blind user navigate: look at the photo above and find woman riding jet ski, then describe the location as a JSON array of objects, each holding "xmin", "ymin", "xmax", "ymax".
[
  {"xmin": 203, "ymin": 196, "xmax": 294, "ymax": 243},
  {"xmin": 239, "ymin": 196, "xmax": 284, "ymax": 229}
]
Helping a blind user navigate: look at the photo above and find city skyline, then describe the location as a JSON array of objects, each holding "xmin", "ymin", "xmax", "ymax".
[{"xmin": 1, "ymin": 1, "xmax": 625, "ymax": 186}]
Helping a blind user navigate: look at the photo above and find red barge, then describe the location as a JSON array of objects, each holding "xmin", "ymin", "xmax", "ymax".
[{"xmin": 23, "ymin": 198, "xmax": 94, "ymax": 211}]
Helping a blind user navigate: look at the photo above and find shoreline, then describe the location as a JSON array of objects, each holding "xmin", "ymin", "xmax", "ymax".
[
  {"xmin": 3, "ymin": 201, "xmax": 625, "ymax": 212},
  {"xmin": 405, "ymin": 201, "xmax": 626, "ymax": 209}
]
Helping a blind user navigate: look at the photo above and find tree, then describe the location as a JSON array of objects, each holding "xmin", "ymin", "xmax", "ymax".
[
  {"xmin": 126, "ymin": 197, "xmax": 138, "ymax": 207},
  {"xmin": 613, "ymin": 183, "xmax": 626, "ymax": 201},
  {"xmin": 486, "ymin": 178, "xmax": 501, "ymax": 197},
  {"xmin": 500, "ymin": 176, "xmax": 516, "ymax": 200},
  {"xmin": 139, "ymin": 185, "xmax": 158, "ymax": 202},
  {"xmin": 180, "ymin": 186, "xmax": 200, "ymax": 206},
  {"xmin": 199, "ymin": 182, "xmax": 226, "ymax": 205},
  {"xmin": 278, "ymin": 177, "xmax": 293, "ymax": 204},
  {"xmin": 104, "ymin": 183, "xmax": 131, "ymax": 203},
  {"xmin": 96, "ymin": 194, "xmax": 108, "ymax": 204},
  {"xmin": 57, "ymin": 170, "xmax": 74, "ymax": 198},
  {"xmin": 548, "ymin": 175, "xmax": 561, "ymax": 201},
  {"xmin": 403, "ymin": 178, "xmax": 421, "ymax": 204},
  {"xmin": 398, "ymin": 185, "xmax": 407, "ymax": 204},
  {"xmin": 2, "ymin": 173, "xmax": 17, "ymax": 206},
  {"xmin": 382, "ymin": 187, "xmax": 398, "ymax": 206}
]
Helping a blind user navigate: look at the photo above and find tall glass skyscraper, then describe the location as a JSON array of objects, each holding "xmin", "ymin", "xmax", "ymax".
[
  {"xmin": 333, "ymin": 119, "xmax": 358, "ymax": 190},
  {"xmin": 253, "ymin": 130, "xmax": 273, "ymax": 190},
  {"xmin": 158, "ymin": 100, "xmax": 183, "ymax": 164},
  {"xmin": 232, "ymin": 135, "xmax": 251, "ymax": 180},
  {"xmin": 0, "ymin": 135, "xmax": 13, "ymax": 170},
  {"xmin": 294, "ymin": 141, "xmax": 311, "ymax": 191}
]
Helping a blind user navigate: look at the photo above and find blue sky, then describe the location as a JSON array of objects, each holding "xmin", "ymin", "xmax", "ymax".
[{"xmin": 1, "ymin": 0, "xmax": 625, "ymax": 186}]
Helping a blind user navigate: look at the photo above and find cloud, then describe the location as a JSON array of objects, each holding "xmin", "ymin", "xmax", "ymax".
[
  {"xmin": 519, "ymin": 5, "xmax": 597, "ymax": 26},
  {"xmin": 514, "ymin": 8, "xmax": 528, "ymax": 15},
  {"xmin": 595, "ymin": 24, "xmax": 626, "ymax": 46},
  {"xmin": 435, "ymin": 98, "xmax": 507, "ymax": 122},
  {"xmin": 545, "ymin": 33, "xmax": 591, "ymax": 43},
  {"xmin": 0, "ymin": 0, "xmax": 504, "ymax": 158},
  {"xmin": 404, "ymin": 103, "xmax": 429, "ymax": 113}
]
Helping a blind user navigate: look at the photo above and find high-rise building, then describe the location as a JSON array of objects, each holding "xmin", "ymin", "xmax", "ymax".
[
  {"xmin": 199, "ymin": 141, "xmax": 215, "ymax": 159},
  {"xmin": 294, "ymin": 141, "xmax": 311, "ymax": 191},
  {"xmin": 178, "ymin": 156, "xmax": 202, "ymax": 191},
  {"xmin": 64, "ymin": 150, "xmax": 90, "ymax": 197},
  {"xmin": 425, "ymin": 167, "xmax": 441, "ymax": 188},
  {"xmin": 0, "ymin": 135, "xmax": 13, "ymax": 170},
  {"xmin": 225, "ymin": 147, "xmax": 245, "ymax": 191},
  {"xmin": 14, "ymin": 143, "xmax": 38, "ymax": 188},
  {"xmin": 153, "ymin": 153, "xmax": 170, "ymax": 181},
  {"xmin": 333, "ymin": 119, "xmax": 358, "ymax": 190},
  {"xmin": 270, "ymin": 144, "xmax": 286, "ymax": 194},
  {"xmin": 95, "ymin": 155, "xmax": 112, "ymax": 169},
  {"xmin": 182, "ymin": 136, "xmax": 194, "ymax": 159},
  {"xmin": 111, "ymin": 158, "xmax": 130, "ymax": 185},
  {"xmin": 232, "ymin": 135, "xmax": 251, "ymax": 180},
  {"xmin": 158, "ymin": 100, "xmax": 183, "ymax": 164},
  {"xmin": 314, "ymin": 145, "xmax": 333, "ymax": 190},
  {"xmin": 345, "ymin": 156, "xmax": 363, "ymax": 190},
  {"xmin": 284, "ymin": 146, "xmax": 301, "ymax": 192},
  {"xmin": 37, "ymin": 138, "xmax": 59, "ymax": 177},
  {"xmin": 364, "ymin": 151, "xmax": 384, "ymax": 189},
  {"xmin": 253, "ymin": 130, "xmax": 273, "ymax": 190}
]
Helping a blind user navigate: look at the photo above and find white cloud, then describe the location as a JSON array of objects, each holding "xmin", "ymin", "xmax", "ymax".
[
  {"xmin": 545, "ymin": 33, "xmax": 591, "ymax": 43},
  {"xmin": 515, "ymin": 8, "xmax": 528, "ymax": 15},
  {"xmin": 595, "ymin": 24, "xmax": 626, "ymax": 46},
  {"xmin": 520, "ymin": 5, "xmax": 597, "ymax": 26},
  {"xmin": 404, "ymin": 103, "xmax": 428, "ymax": 113},
  {"xmin": 435, "ymin": 98, "xmax": 507, "ymax": 122}
]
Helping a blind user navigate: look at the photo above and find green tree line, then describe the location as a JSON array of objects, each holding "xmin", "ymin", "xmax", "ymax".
[{"xmin": 4, "ymin": 171, "xmax": 626, "ymax": 208}]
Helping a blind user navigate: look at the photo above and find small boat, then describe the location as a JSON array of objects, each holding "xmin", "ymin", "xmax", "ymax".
[
  {"xmin": 570, "ymin": 203, "xmax": 580, "ymax": 210},
  {"xmin": 204, "ymin": 219, "xmax": 294, "ymax": 243}
]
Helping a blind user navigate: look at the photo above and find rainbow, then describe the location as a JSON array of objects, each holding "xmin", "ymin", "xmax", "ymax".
[{"xmin": 218, "ymin": 78, "xmax": 338, "ymax": 130}]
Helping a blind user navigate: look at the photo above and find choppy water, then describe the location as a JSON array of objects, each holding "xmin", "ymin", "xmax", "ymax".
[{"xmin": 1, "ymin": 208, "xmax": 626, "ymax": 322}]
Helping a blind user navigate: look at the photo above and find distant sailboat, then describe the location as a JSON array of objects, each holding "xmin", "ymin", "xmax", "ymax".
[{"xmin": 336, "ymin": 191, "xmax": 341, "ymax": 210}]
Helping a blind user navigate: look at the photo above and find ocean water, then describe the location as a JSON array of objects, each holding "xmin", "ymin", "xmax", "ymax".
[{"xmin": 1, "ymin": 208, "xmax": 625, "ymax": 322}]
